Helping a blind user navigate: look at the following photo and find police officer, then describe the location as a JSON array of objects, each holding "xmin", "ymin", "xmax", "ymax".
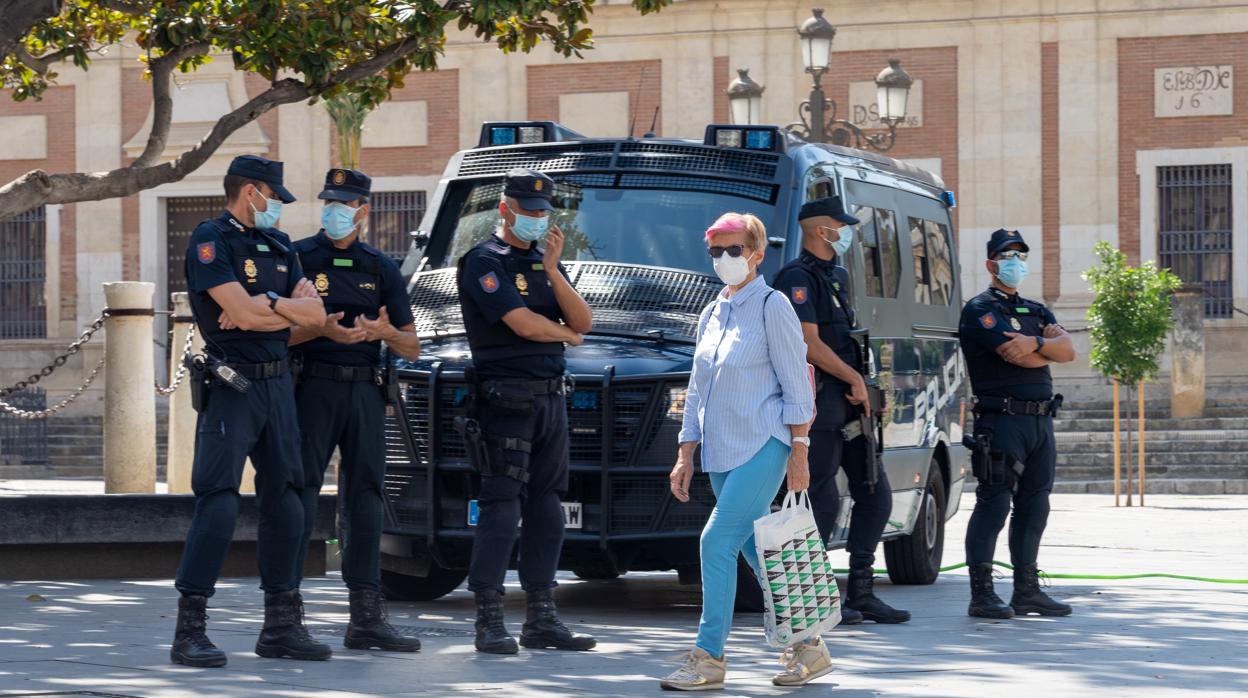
[
  {"xmin": 289, "ymin": 169, "xmax": 423, "ymax": 651},
  {"xmin": 959, "ymin": 228, "xmax": 1076, "ymax": 619},
  {"xmin": 774, "ymin": 196, "xmax": 910, "ymax": 625},
  {"xmin": 457, "ymin": 168, "xmax": 595, "ymax": 655},
  {"xmin": 172, "ymin": 155, "xmax": 331, "ymax": 667}
]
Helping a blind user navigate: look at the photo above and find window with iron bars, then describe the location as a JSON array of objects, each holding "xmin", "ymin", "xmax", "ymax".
[
  {"xmin": 0, "ymin": 207, "xmax": 47, "ymax": 339},
  {"xmin": 1157, "ymin": 164, "xmax": 1233, "ymax": 318},
  {"xmin": 368, "ymin": 191, "xmax": 426, "ymax": 262}
]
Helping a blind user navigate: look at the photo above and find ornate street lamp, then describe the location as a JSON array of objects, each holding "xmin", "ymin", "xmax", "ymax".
[
  {"xmin": 726, "ymin": 69, "xmax": 766, "ymax": 125},
  {"xmin": 779, "ymin": 7, "xmax": 913, "ymax": 151}
]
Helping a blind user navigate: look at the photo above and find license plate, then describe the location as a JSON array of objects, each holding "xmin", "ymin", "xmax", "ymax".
[{"xmin": 467, "ymin": 500, "xmax": 582, "ymax": 530}]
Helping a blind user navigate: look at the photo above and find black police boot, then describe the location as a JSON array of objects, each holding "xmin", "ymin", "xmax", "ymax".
[
  {"xmin": 254, "ymin": 590, "xmax": 333, "ymax": 660},
  {"xmin": 519, "ymin": 589, "xmax": 597, "ymax": 651},
  {"xmin": 1010, "ymin": 563, "xmax": 1073, "ymax": 617},
  {"xmin": 170, "ymin": 595, "xmax": 227, "ymax": 667},
  {"xmin": 474, "ymin": 590, "xmax": 519, "ymax": 655},
  {"xmin": 844, "ymin": 567, "xmax": 911, "ymax": 624},
  {"xmin": 967, "ymin": 563, "xmax": 1015, "ymax": 619},
  {"xmin": 835, "ymin": 579, "xmax": 862, "ymax": 625},
  {"xmin": 344, "ymin": 589, "xmax": 421, "ymax": 652}
]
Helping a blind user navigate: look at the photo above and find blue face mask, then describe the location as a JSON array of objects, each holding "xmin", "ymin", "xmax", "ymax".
[
  {"xmin": 250, "ymin": 194, "xmax": 283, "ymax": 231},
  {"xmin": 994, "ymin": 257, "xmax": 1029, "ymax": 288},
  {"xmin": 321, "ymin": 202, "xmax": 360, "ymax": 240},
  {"xmin": 830, "ymin": 225, "xmax": 854, "ymax": 258},
  {"xmin": 509, "ymin": 205, "xmax": 550, "ymax": 243}
]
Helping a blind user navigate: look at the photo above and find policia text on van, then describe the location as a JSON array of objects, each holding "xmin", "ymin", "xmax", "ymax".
[{"xmin": 378, "ymin": 121, "xmax": 970, "ymax": 610}]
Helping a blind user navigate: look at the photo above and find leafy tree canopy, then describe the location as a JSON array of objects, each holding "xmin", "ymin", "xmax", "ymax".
[{"xmin": 1084, "ymin": 241, "xmax": 1182, "ymax": 386}]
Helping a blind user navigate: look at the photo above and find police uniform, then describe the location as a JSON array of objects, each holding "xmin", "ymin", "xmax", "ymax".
[
  {"xmin": 959, "ymin": 228, "xmax": 1071, "ymax": 618},
  {"xmin": 774, "ymin": 195, "xmax": 909, "ymax": 625},
  {"xmin": 290, "ymin": 169, "xmax": 420, "ymax": 651},
  {"xmin": 458, "ymin": 168, "xmax": 594, "ymax": 654},
  {"xmin": 173, "ymin": 155, "xmax": 331, "ymax": 667}
]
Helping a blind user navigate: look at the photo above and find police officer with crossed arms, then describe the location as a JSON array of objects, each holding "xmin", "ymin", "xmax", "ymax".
[
  {"xmin": 289, "ymin": 168, "xmax": 423, "ymax": 651},
  {"xmin": 457, "ymin": 168, "xmax": 596, "ymax": 654},
  {"xmin": 172, "ymin": 155, "xmax": 329, "ymax": 667},
  {"xmin": 959, "ymin": 228, "xmax": 1076, "ymax": 619},
  {"xmin": 774, "ymin": 196, "xmax": 909, "ymax": 625}
]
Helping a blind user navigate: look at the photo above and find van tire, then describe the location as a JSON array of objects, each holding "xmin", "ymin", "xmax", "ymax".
[
  {"xmin": 884, "ymin": 461, "xmax": 946, "ymax": 585},
  {"xmin": 733, "ymin": 554, "xmax": 766, "ymax": 613},
  {"xmin": 573, "ymin": 566, "xmax": 621, "ymax": 581},
  {"xmin": 380, "ymin": 565, "xmax": 468, "ymax": 602}
]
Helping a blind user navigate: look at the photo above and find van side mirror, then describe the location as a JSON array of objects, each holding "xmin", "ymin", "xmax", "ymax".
[
  {"xmin": 409, "ymin": 230, "xmax": 430, "ymax": 248},
  {"xmin": 767, "ymin": 236, "xmax": 785, "ymax": 249}
]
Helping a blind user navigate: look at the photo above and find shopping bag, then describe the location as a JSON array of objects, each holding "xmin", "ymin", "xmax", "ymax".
[{"xmin": 753, "ymin": 490, "xmax": 841, "ymax": 648}]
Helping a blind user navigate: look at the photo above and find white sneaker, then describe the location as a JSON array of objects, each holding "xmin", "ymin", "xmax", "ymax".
[
  {"xmin": 772, "ymin": 637, "xmax": 833, "ymax": 686},
  {"xmin": 660, "ymin": 647, "xmax": 727, "ymax": 691}
]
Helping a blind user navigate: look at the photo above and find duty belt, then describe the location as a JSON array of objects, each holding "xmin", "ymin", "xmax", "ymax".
[
  {"xmin": 973, "ymin": 394, "xmax": 1064, "ymax": 417},
  {"xmin": 305, "ymin": 361, "xmax": 381, "ymax": 384},
  {"xmin": 225, "ymin": 358, "xmax": 289, "ymax": 380},
  {"xmin": 480, "ymin": 376, "xmax": 569, "ymax": 396}
]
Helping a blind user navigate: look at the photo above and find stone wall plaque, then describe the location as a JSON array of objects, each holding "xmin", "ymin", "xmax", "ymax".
[
  {"xmin": 849, "ymin": 79, "xmax": 923, "ymax": 129},
  {"xmin": 1154, "ymin": 65, "xmax": 1233, "ymax": 118}
]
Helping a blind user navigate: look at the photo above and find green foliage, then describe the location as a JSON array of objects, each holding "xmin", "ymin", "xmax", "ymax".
[
  {"xmin": 324, "ymin": 89, "xmax": 372, "ymax": 169},
  {"xmin": 2, "ymin": 0, "xmax": 672, "ymax": 105},
  {"xmin": 1083, "ymin": 241, "xmax": 1182, "ymax": 385}
]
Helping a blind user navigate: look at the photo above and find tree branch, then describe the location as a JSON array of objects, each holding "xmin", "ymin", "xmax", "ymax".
[
  {"xmin": 132, "ymin": 41, "xmax": 211, "ymax": 168},
  {"xmin": 15, "ymin": 46, "xmax": 75, "ymax": 75},
  {"xmin": 0, "ymin": 0, "xmax": 62, "ymax": 60},
  {"xmin": 0, "ymin": 35, "xmax": 430, "ymax": 221}
]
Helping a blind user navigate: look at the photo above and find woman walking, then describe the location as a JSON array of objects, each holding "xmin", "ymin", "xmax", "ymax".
[{"xmin": 662, "ymin": 212, "xmax": 827, "ymax": 690}]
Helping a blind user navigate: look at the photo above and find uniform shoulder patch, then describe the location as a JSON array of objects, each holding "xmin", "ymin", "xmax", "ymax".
[
  {"xmin": 479, "ymin": 271, "xmax": 500, "ymax": 293},
  {"xmin": 791, "ymin": 287, "xmax": 808, "ymax": 304},
  {"xmin": 979, "ymin": 312, "xmax": 997, "ymax": 330},
  {"xmin": 197, "ymin": 241, "xmax": 216, "ymax": 264}
]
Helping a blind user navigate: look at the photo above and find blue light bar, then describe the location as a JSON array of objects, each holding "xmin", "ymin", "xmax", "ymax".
[
  {"xmin": 942, "ymin": 190, "xmax": 957, "ymax": 208},
  {"xmin": 745, "ymin": 130, "xmax": 774, "ymax": 150},
  {"xmin": 490, "ymin": 127, "xmax": 517, "ymax": 146},
  {"xmin": 703, "ymin": 125, "xmax": 785, "ymax": 153}
]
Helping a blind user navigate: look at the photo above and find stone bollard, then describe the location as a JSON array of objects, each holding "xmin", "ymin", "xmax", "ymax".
[
  {"xmin": 103, "ymin": 282, "xmax": 157, "ymax": 493},
  {"xmin": 1169, "ymin": 284, "xmax": 1206, "ymax": 419},
  {"xmin": 166, "ymin": 293, "xmax": 203, "ymax": 494}
]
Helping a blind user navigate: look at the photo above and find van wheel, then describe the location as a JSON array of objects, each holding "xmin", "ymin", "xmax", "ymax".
[
  {"xmin": 884, "ymin": 460, "xmax": 946, "ymax": 585},
  {"xmin": 380, "ymin": 565, "xmax": 468, "ymax": 602},
  {"xmin": 573, "ymin": 566, "xmax": 621, "ymax": 581},
  {"xmin": 733, "ymin": 554, "xmax": 766, "ymax": 613}
]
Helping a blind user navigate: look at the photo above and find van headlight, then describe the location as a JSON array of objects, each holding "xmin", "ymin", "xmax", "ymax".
[{"xmin": 666, "ymin": 387, "xmax": 688, "ymax": 418}]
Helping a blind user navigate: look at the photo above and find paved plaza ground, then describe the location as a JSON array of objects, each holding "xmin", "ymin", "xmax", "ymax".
[{"xmin": 1, "ymin": 493, "xmax": 1245, "ymax": 697}]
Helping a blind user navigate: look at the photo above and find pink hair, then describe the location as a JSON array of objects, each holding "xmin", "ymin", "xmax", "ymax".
[{"xmin": 704, "ymin": 212, "xmax": 766, "ymax": 249}]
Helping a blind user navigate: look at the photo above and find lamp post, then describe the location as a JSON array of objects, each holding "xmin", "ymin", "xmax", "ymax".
[
  {"xmin": 726, "ymin": 68, "xmax": 765, "ymax": 125},
  {"xmin": 725, "ymin": 8, "xmax": 914, "ymax": 151}
]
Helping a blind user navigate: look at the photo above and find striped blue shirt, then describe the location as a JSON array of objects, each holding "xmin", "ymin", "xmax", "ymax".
[{"xmin": 679, "ymin": 275, "xmax": 815, "ymax": 473}]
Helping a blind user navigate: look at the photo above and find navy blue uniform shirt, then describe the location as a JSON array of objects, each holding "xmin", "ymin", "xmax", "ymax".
[
  {"xmin": 292, "ymin": 232, "xmax": 414, "ymax": 367},
  {"xmin": 458, "ymin": 234, "xmax": 570, "ymax": 380},
  {"xmin": 774, "ymin": 250, "xmax": 861, "ymax": 410},
  {"xmin": 186, "ymin": 212, "xmax": 302, "ymax": 363},
  {"xmin": 958, "ymin": 286, "xmax": 1056, "ymax": 401}
]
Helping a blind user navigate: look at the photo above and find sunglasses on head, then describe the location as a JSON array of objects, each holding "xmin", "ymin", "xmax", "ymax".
[
  {"xmin": 996, "ymin": 249, "xmax": 1028, "ymax": 261},
  {"xmin": 707, "ymin": 244, "xmax": 748, "ymax": 259}
]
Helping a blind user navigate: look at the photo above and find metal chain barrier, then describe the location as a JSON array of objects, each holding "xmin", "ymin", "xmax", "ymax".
[
  {"xmin": 0, "ymin": 355, "xmax": 106, "ymax": 419},
  {"xmin": 0, "ymin": 311, "xmax": 108, "ymax": 398},
  {"xmin": 155, "ymin": 323, "xmax": 197, "ymax": 396}
]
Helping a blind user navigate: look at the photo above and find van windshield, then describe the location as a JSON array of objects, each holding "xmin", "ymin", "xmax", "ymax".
[{"xmin": 434, "ymin": 179, "xmax": 779, "ymax": 275}]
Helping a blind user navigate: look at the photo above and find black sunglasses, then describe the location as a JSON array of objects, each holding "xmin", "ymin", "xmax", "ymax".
[{"xmin": 707, "ymin": 244, "xmax": 747, "ymax": 259}]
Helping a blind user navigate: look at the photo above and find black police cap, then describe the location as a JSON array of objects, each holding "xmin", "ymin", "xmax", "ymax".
[
  {"xmin": 987, "ymin": 228, "xmax": 1030, "ymax": 258},
  {"xmin": 318, "ymin": 168, "xmax": 372, "ymax": 203},
  {"xmin": 798, "ymin": 196, "xmax": 860, "ymax": 226},
  {"xmin": 503, "ymin": 168, "xmax": 554, "ymax": 211},
  {"xmin": 227, "ymin": 154, "xmax": 295, "ymax": 203}
]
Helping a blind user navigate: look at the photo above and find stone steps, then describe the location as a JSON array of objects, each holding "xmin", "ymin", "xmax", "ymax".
[
  {"xmin": 1058, "ymin": 451, "xmax": 1248, "ymax": 466},
  {"xmin": 1057, "ymin": 438, "xmax": 1248, "ymax": 453},
  {"xmin": 1054, "ymin": 416, "xmax": 1248, "ymax": 432},
  {"xmin": 1056, "ymin": 463, "xmax": 1247, "ymax": 480},
  {"xmin": 1053, "ymin": 478, "xmax": 1248, "ymax": 495}
]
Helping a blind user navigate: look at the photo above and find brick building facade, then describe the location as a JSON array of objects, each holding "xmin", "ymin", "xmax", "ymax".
[{"xmin": 3, "ymin": 0, "xmax": 1248, "ymax": 416}]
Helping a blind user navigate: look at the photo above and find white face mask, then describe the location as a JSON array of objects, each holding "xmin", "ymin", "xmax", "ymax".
[{"xmin": 713, "ymin": 252, "xmax": 753, "ymax": 286}]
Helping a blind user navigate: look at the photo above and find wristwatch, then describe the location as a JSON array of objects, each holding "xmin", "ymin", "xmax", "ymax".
[
  {"xmin": 792, "ymin": 436, "xmax": 811, "ymax": 447},
  {"xmin": 1036, "ymin": 335, "xmax": 1046, "ymax": 350},
  {"xmin": 266, "ymin": 290, "xmax": 280, "ymax": 311}
]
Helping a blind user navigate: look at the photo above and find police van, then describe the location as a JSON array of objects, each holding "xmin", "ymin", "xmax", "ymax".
[{"xmin": 379, "ymin": 121, "xmax": 970, "ymax": 607}]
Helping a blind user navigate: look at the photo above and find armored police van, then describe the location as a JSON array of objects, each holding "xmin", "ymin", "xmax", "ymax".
[{"xmin": 378, "ymin": 121, "xmax": 970, "ymax": 607}]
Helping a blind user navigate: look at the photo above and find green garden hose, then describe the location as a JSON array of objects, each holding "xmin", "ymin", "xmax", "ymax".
[{"xmin": 832, "ymin": 561, "xmax": 1248, "ymax": 584}]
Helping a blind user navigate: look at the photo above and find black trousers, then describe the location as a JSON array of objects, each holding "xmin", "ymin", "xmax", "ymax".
[
  {"xmin": 294, "ymin": 374, "xmax": 387, "ymax": 592},
  {"xmin": 807, "ymin": 390, "xmax": 893, "ymax": 570},
  {"xmin": 467, "ymin": 390, "xmax": 570, "ymax": 595},
  {"xmin": 965, "ymin": 412, "xmax": 1057, "ymax": 567},
  {"xmin": 175, "ymin": 373, "xmax": 305, "ymax": 597}
]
